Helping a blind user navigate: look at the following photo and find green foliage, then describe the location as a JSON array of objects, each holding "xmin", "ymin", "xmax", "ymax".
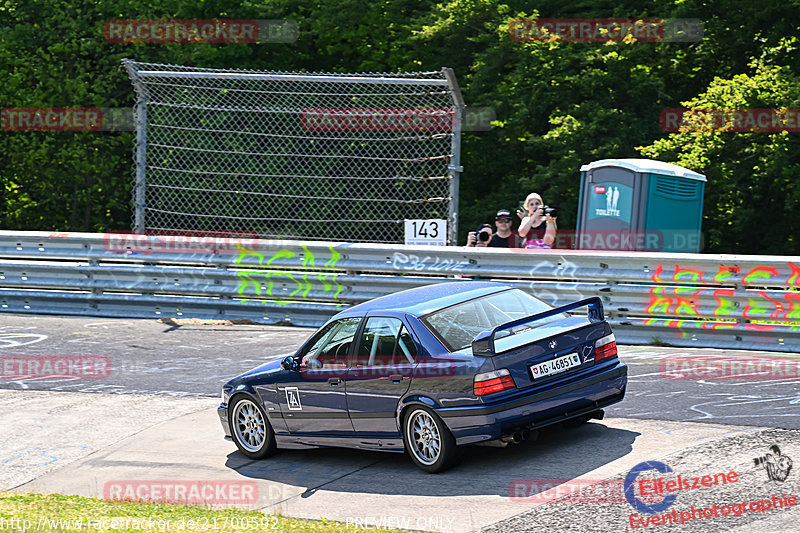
[
  {"xmin": 1, "ymin": 0, "xmax": 799, "ymax": 253},
  {"xmin": 639, "ymin": 63, "xmax": 800, "ymax": 254}
]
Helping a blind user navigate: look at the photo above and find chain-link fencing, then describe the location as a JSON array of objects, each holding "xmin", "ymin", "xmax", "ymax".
[{"xmin": 122, "ymin": 60, "xmax": 464, "ymax": 243}]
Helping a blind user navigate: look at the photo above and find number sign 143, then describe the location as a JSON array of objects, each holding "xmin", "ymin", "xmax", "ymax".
[{"xmin": 404, "ymin": 219, "xmax": 447, "ymax": 246}]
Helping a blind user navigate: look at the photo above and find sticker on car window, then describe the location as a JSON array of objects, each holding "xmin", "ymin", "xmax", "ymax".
[{"xmin": 285, "ymin": 387, "xmax": 303, "ymax": 410}]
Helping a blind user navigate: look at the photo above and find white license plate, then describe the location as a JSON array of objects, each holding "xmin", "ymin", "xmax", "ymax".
[{"xmin": 530, "ymin": 353, "xmax": 581, "ymax": 379}]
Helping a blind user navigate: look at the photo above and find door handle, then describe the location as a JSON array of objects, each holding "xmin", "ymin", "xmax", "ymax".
[
  {"xmin": 389, "ymin": 374, "xmax": 403, "ymax": 384},
  {"xmin": 328, "ymin": 378, "xmax": 341, "ymax": 386}
]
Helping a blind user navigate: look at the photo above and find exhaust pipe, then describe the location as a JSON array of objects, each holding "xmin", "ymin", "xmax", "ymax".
[
  {"xmin": 498, "ymin": 432, "xmax": 524, "ymax": 444},
  {"xmin": 496, "ymin": 428, "xmax": 539, "ymax": 445},
  {"xmin": 591, "ymin": 409, "xmax": 605, "ymax": 421}
]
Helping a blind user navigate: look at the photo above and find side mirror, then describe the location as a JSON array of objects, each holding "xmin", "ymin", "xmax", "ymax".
[{"xmin": 281, "ymin": 356, "xmax": 299, "ymax": 371}]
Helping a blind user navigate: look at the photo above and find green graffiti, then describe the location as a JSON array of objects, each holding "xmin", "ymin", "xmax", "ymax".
[
  {"xmin": 788, "ymin": 262, "xmax": 800, "ymax": 288},
  {"xmin": 325, "ymin": 247, "xmax": 341, "ymax": 268},
  {"xmin": 234, "ymin": 243, "xmax": 265, "ymax": 266},
  {"xmin": 673, "ymin": 288, "xmax": 702, "ymax": 317},
  {"xmin": 673, "ymin": 267, "xmax": 704, "ymax": 283},
  {"xmin": 267, "ymin": 249, "xmax": 296, "ymax": 265},
  {"xmin": 234, "ymin": 243, "xmax": 342, "ymax": 304},
  {"xmin": 786, "ymin": 298, "xmax": 800, "ymax": 321},
  {"xmin": 713, "ymin": 270, "xmax": 734, "ymax": 284},
  {"xmin": 712, "ymin": 290, "xmax": 737, "ymax": 318},
  {"xmin": 301, "ymin": 245, "xmax": 314, "ymax": 268},
  {"xmin": 742, "ymin": 266, "xmax": 778, "ymax": 286},
  {"xmin": 745, "ymin": 297, "xmax": 771, "ymax": 317},
  {"xmin": 319, "ymin": 246, "xmax": 343, "ymax": 301},
  {"xmin": 646, "ymin": 287, "xmax": 672, "ymax": 315}
]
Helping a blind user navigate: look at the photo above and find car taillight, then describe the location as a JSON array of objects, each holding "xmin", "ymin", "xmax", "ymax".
[
  {"xmin": 595, "ymin": 333, "xmax": 618, "ymax": 361},
  {"xmin": 474, "ymin": 369, "xmax": 516, "ymax": 396}
]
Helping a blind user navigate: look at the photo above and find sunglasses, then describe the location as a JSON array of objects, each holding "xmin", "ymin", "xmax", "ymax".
[{"xmin": 495, "ymin": 218, "xmax": 512, "ymax": 223}]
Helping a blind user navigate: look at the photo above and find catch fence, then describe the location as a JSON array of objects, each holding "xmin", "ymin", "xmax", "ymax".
[{"xmin": 122, "ymin": 60, "xmax": 464, "ymax": 244}]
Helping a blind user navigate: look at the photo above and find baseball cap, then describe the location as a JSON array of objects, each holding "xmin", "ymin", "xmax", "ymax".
[
  {"xmin": 495, "ymin": 209, "xmax": 512, "ymax": 219},
  {"xmin": 476, "ymin": 224, "xmax": 492, "ymax": 233}
]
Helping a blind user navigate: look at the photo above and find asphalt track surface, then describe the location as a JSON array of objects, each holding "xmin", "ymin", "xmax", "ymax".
[
  {"xmin": 2, "ymin": 314, "xmax": 800, "ymax": 532},
  {"xmin": 1, "ymin": 314, "xmax": 799, "ymax": 429}
]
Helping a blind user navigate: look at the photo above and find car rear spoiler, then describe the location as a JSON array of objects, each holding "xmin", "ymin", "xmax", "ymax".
[{"xmin": 471, "ymin": 297, "xmax": 605, "ymax": 356}]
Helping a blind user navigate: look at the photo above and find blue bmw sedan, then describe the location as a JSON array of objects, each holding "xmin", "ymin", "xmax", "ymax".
[{"xmin": 219, "ymin": 281, "xmax": 627, "ymax": 472}]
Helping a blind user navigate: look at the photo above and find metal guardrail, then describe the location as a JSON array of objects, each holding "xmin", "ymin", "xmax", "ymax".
[{"xmin": 1, "ymin": 230, "xmax": 799, "ymax": 352}]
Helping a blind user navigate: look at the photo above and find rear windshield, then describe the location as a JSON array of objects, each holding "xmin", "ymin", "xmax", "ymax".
[{"xmin": 420, "ymin": 288, "xmax": 562, "ymax": 351}]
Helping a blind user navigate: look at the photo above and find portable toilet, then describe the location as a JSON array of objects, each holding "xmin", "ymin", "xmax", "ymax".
[{"xmin": 575, "ymin": 158, "xmax": 706, "ymax": 253}]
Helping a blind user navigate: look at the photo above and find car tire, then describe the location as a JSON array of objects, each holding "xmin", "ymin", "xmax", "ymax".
[
  {"xmin": 229, "ymin": 396, "xmax": 277, "ymax": 459},
  {"xmin": 403, "ymin": 406, "xmax": 460, "ymax": 473}
]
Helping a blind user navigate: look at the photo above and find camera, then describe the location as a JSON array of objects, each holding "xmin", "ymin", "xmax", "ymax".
[
  {"xmin": 754, "ymin": 445, "xmax": 782, "ymax": 466},
  {"xmin": 543, "ymin": 206, "xmax": 558, "ymax": 218},
  {"xmin": 478, "ymin": 230, "xmax": 491, "ymax": 242}
]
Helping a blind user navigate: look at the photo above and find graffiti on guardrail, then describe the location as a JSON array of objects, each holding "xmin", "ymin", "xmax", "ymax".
[
  {"xmin": 644, "ymin": 263, "xmax": 800, "ymax": 332},
  {"xmin": 528, "ymin": 257, "xmax": 589, "ymax": 307},
  {"xmin": 235, "ymin": 244, "xmax": 343, "ymax": 305},
  {"xmin": 391, "ymin": 252, "xmax": 468, "ymax": 271}
]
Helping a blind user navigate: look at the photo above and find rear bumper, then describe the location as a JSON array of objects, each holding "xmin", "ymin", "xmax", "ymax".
[{"xmin": 437, "ymin": 363, "xmax": 627, "ymax": 445}]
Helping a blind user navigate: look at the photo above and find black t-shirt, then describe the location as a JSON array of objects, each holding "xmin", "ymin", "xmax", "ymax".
[
  {"xmin": 521, "ymin": 220, "xmax": 547, "ymax": 241},
  {"xmin": 487, "ymin": 233, "xmax": 521, "ymax": 248}
]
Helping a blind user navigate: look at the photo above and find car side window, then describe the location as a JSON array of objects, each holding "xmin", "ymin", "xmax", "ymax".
[
  {"xmin": 396, "ymin": 326, "xmax": 417, "ymax": 364},
  {"xmin": 355, "ymin": 317, "xmax": 416, "ymax": 368},
  {"xmin": 300, "ymin": 317, "xmax": 362, "ymax": 370}
]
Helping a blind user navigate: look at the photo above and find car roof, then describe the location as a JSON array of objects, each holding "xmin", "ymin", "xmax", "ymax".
[{"xmin": 334, "ymin": 281, "xmax": 513, "ymax": 318}]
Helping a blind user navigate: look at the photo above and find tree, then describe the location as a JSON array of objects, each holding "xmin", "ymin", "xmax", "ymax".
[{"xmin": 639, "ymin": 62, "xmax": 800, "ymax": 254}]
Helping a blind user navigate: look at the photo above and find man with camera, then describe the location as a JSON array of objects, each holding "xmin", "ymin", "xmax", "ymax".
[{"xmin": 466, "ymin": 209, "xmax": 522, "ymax": 248}]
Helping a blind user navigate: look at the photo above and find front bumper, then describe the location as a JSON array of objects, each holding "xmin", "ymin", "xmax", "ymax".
[
  {"xmin": 437, "ymin": 363, "xmax": 627, "ymax": 445},
  {"xmin": 218, "ymin": 403, "xmax": 231, "ymax": 438}
]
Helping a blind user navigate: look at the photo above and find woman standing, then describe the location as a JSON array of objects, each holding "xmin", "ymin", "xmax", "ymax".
[{"xmin": 516, "ymin": 192, "xmax": 557, "ymax": 248}]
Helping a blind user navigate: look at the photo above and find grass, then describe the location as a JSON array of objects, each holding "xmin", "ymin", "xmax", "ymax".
[
  {"xmin": 647, "ymin": 337, "xmax": 673, "ymax": 347},
  {"xmin": 0, "ymin": 492, "xmax": 402, "ymax": 532}
]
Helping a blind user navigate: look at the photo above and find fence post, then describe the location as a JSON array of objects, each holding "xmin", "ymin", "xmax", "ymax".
[
  {"xmin": 123, "ymin": 59, "xmax": 148, "ymax": 233},
  {"xmin": 443, "ymin": 68, "xmax": 464, "ymax": 246}
]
